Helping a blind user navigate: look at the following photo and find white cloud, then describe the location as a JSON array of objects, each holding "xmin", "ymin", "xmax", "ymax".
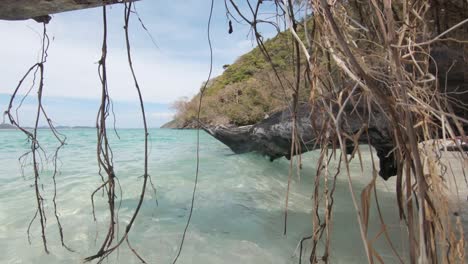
[
  {"xmin": 0, "ymin": 16, "xmax": 210, "ymax": 104},
  {"xmin": 0, "ymin": 0, "xmax": 275, "ymax": 106},
  {"xmin": 150, "ymin": 111, "xmax": 174, "ymax": 119},
  {"xmin": 0, "ymin": 0, "xmax": 281, "ymax": 128}
]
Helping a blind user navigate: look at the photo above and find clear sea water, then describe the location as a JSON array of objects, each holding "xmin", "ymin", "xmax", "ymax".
[{"xmin": 0, "ymin": 129, "xmax": 407, "ymax": 263}]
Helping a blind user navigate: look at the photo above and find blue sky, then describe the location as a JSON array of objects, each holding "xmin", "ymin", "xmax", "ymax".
[{"xmin": 0, "ymin": 0, "xmax": 278, "ymax": 127}]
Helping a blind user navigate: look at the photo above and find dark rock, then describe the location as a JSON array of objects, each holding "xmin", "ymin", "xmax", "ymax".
[
  {"xmin": 429, "ymin": 45, "xmax": 468, "ymax": 121},
  {"xmin": 204, "ymin": 103, "xmax": 398, "ymax": 180}
]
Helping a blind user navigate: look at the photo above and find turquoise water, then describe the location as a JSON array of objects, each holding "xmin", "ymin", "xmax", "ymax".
[{"xmin": 0, "ymin": 129, "xmax": 405, "ymax": 263}]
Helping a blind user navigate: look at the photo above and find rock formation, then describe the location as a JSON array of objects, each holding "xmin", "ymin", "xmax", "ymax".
[{"xmin": 204, "ymin": 103, "xmax": 399, "ymax": 180}]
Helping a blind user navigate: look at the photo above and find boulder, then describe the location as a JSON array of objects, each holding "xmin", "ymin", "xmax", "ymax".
[{"xmin": 204, "ymin": 103, "xmax": 398, "ymax": 180}]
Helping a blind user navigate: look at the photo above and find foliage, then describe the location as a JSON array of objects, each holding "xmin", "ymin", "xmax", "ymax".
[{"xmin": 171, "ymin": 27, "xmax": 310, "ymax": 126}]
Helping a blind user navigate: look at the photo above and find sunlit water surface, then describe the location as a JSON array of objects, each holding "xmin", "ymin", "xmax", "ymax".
[{"xmin": 0, "ymin": 129, "xmax": 407, "ymax": 263}]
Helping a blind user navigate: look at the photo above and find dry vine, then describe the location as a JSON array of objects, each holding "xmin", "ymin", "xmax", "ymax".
[{"xmin": 225, "ymin": 0, "xmax": 467, "ymax": 263}]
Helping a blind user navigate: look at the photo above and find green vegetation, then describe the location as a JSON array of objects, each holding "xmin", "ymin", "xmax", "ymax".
[{"xmin": 169, "ymin": 27, "xmax": 310, "ymax": 127}]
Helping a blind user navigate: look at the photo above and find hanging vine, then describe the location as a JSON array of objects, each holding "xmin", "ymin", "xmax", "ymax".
[
  {"xmin": 6, "ymin": 22, "xmax": 73, "ymax": 254},
  {"xmin": 85, "ymin": 2, "xmax": 155, "ymax": 263}
]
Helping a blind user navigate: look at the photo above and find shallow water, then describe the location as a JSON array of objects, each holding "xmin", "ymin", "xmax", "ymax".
[{"xmin": 0, "ymin": 129, "xmax": 407, "ymax": 263}]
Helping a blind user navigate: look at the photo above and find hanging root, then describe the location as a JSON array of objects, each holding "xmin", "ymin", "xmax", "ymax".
[
  {"xmin": 6, "ymin": 21, "xmax": 73, "ymax": 254},
  {"xmin": 84, "ymin": 4, "xmax": 118, "ymax": 262},
  {"xmin": 172, "ymin": 0, "xmax": 215, "ymax": 263},
  {"xmin": 85, "ymin": 2, "xmax": 154, "ymax": 262}
]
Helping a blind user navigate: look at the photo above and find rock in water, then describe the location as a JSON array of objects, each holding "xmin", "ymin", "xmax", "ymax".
[{"xmin": 204, "ymin": 103, "xmax": 398, "ymax": 180}]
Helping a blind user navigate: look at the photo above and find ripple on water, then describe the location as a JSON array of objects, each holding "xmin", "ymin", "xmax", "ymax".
[{"xmin": 0, "ymin": 129, "xmax": 409, "ymax": 263}]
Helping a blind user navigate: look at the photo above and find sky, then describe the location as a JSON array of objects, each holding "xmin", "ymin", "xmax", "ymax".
[{"xmin": 0, "ymin": 0, "xmax": 278, "ymax": 128}]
